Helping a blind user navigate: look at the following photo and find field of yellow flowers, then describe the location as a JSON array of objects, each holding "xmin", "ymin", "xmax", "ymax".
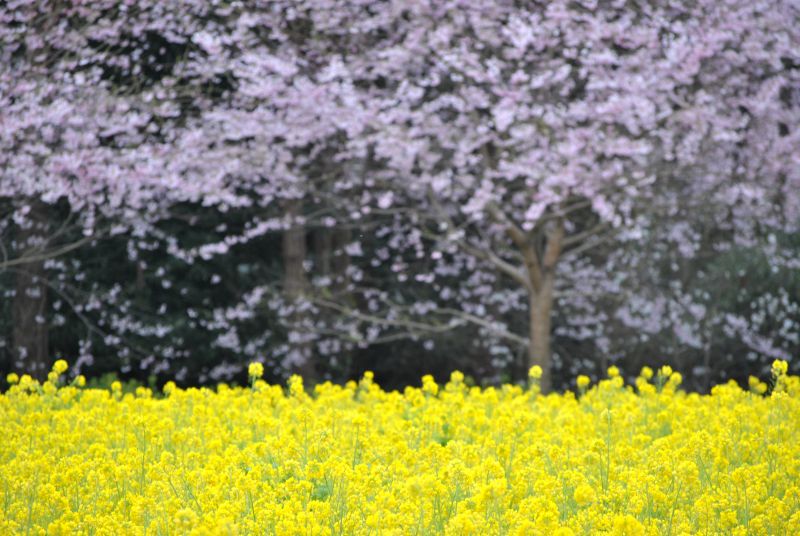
[{"xmin": 1, "ymin": 361, "xmax": 799, "ymax": 535}]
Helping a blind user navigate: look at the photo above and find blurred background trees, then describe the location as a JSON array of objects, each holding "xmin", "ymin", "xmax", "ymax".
[{"xmin": 1, "ymin": 0, "xmax": 798, "ymax": 391}]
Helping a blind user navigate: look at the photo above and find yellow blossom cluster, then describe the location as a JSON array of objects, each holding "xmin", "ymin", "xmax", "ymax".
[{"xmin": 1, "ymin": 360, "xmax": 799, "ymax": 535}]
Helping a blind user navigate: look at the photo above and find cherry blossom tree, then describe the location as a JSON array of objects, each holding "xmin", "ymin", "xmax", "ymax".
[
  {"xmin": 326, "ymin": 0, "xmax": 800, "ymax": 390},
  {"xmin": 0, "ymin": 1, "xmax": 223, "ymax": 377},
  {"xmin": 2, "ymin": 0, "xmax": 798, "ymax": 390}
]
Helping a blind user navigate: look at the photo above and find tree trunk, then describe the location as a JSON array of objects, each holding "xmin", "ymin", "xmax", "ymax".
[
  {"xmin": 330, "ymin": 227, "xmax": 351, "ymax": 294},
  {"xmin": 524, "ymin": 220, "xmax": 564, "ymax": 393},
  {"xmin": 12, "ymin": 201, "xmax": 50, "ymax": 379},
  {"xmin": 282, "ymin": 199, "xmax": 316, "ymax": 381},
  {"xmin": 312, "ymin": 225, "xmax": 354, "ymax": 380},
  {"xmin": 10, "ymin": 4, "xmax": 68, "ymax": 380},
  {"xmin": 313, "ymin": 228, "xmax": 332, "ymax": 277},
  {"xmin": 528, "ymin": 276, "xmax": 555, "ymax": 392}
]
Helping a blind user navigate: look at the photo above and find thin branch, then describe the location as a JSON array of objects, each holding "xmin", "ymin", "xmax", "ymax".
[
  {"xmin": 314, "ymin": 297, "xmax": 455, "ymax": 334},
  {"xmin": 0, "ymin": 233, "xmax": 102, "ymax": 270},
  {"xmin": 5, "ymin": 268, "xmax": 153, "ymax": 359},
  {"xmin": 560, "ymin": 232, "xmax": 614, "ymax": 259},
  {"xmin": 435, "ymin": 308, "xmax": 529, "ymax": 347},
  {"xmin": 313, "ymin": 295, "xmax": 530, "ymax": 349},
  {"xmin": 562, "ymin": 222, "xmax": 610, "ymax": 248},
  {"xmin": 41, "ymin": 209, "xmax": 76, "ymax": 245},
  {"xmin": 532, "ymin": 199, "xmax": 593, "ymax": 229},
  {"xmin": 425, "ymin": 190, "xmax": 531, "ymax": 290},
  {"xmin": 427, "ymin": 228, "xmax": 531, "ymax": 291},
  {"xmin": 486, "ymin": 202, "xmax": 542, "ymax": 291}
]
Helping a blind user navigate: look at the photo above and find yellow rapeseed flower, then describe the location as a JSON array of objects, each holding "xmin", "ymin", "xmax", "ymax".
[
  {"xmin": 772, "ymin": 359, "xmax": 789, "ymax": 378},
  {"xmin": 248, "ymin": 361, "xmax": 264, "ymax": 379},
  {"xmin": 573, "ymin": 483, "xmax": 595, "ymax": 506},
  {"xmin": 611, "ymin": 514, "xmax": 645, "ymax": 536},
  {"xmin": 422, "ymin": 374, "xmax": 439, "ymax": 396},
  {"xmin": 1, "ymin": 363, "xmax": 798, "ymax": 534},
  {"xmin": 174, "ymin": 508, "xmax": 197, "ymax": 531}
]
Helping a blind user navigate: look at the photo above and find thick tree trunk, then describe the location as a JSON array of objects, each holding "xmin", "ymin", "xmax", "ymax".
[
  {"xmin": 313, "ymin": 228, "xmax": 332, "ymax": 277},
  {"xmin": 313, "ymin": 225, "xmax": 354, "ymax": 379},
  {"xmin": 330, "ymin": 227, "xmax": 351, "ymax": 294},
  {"xmin": 282, "ymin": 199, "xmax": 316, "ymax": 381},
  {"xmin": 528, "ymin": 280, "xmax": 554, "ymax": 392},
  {"xmin": 12, "ymin": 201, "xmax": 50, "ymax": 379},
  {"xmin": 483, "ymin": 206, "xmax": 568, "ymax": 391},
  {"xmin": 283, "ymin": 214, "xmax": 308, "ymax": 299},
  {"xmin": 312, "ymin": 225, "xmax": 352, "ymax": 293},
  {"xmin": 524, "ymin": 220, "xmax": 564, "ymax": 393}
]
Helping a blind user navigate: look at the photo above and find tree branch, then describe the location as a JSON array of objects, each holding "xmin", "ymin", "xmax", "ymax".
[
  {"xmin": 486, "ymin": 202, "xmax": 543, "ymax": 292},
  {"xmin": 313, "ymin": 297, "xmax": 529, "ymax": 348},
  {"xmin": 425, "ymin": 190, "xmax": 531, "ymax": 290},
  {"xmin": 542, "ymin": 218, "xmax": 565, "ymax": 271},
  {"xmin": 0, "ymin": 233, "xmax": 101, "ymax": 271},
  {"xmin": 435, "ymin": 307, "xmax": 529, "ymax": 347},
  {"xmin": 560, "ymin": 232, "xmax": 614, "ymax": 259},
  {"xmin": 562, "ymin": 222, "xmax": 610, "ymax": 248},
  {"xmin": 314, "ymin": 297, "xmax": 456, "ymax": 334}
]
